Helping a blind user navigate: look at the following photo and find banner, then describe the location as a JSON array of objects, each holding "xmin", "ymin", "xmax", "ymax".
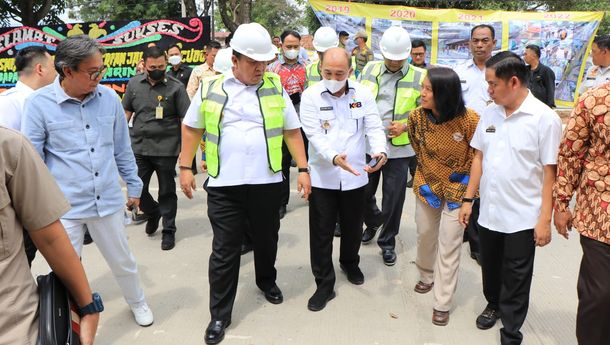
[
  {"xmin": 0, "ymin": 17, "xmax": 211, "ymax": 96},
  {"xmin": 309, "ymin": 0, "xmax": 604, "ymax": 106}
]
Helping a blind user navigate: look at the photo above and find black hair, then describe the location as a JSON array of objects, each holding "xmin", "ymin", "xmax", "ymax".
[
  {"xmin": 15, "ymin": 46, "xmax": 49, "ymax": 74},
  {"xmin": 485, "ymin": 51, "xmax": 528, "ymax": 84},
  {"xmin": 232, "ymin": 50, "xmax": 243, "ymax": 60},
  {"xmin": 272, "ymin": 35, "xmax": 280, "ymax": 40},
  {"xmin": 339, "ymin": 31, "xmax": 349, "ymax": 38},
  {"xmin": 225, "ymin": 32, "xmax": 234, "ymax": 46},
  {"xmin": 426, "ymin": 67, "xmax": 466, "ymax": 123},
  {"xmin": 470, "ymin": 24, "xmax": 495, "ymax": 39},
  {"xmin": 167, "ymin": 44, "xmax": 181, "ymax": 52},
  {"xmin": 207, "ymin": 41, "xmax": 222, "ymax": 51},
  {"xmin": 280, "ymin": 30, "xmax": 301, "ymax": 42},
  {"xmin": 593, "ymin": 35, "xmax": 610, "ymax": 51},
  {"xmin": 143, "ymin": 46, "xmax": 166, "ymax": 61},
  {"xmin": 525, "ymin": 44, "xmax": 541, "ymax": 58},
  {"xmin": 411, "ymin": 39, "xmax": 426, "ymax": 51}
]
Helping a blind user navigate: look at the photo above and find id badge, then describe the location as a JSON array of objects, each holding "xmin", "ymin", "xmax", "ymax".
[{"xmin": 155, "ymin": 106, "xmax": 164, "ymax": 120}]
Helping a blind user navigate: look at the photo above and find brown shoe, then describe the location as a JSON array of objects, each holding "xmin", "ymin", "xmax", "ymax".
[
  {"xmin": 414, "ymin": 281, "xmax": 434, "ymax": 294},
  {"xmin": 432, "ymin": 309, "xmax": 449, "ymax": 326}
]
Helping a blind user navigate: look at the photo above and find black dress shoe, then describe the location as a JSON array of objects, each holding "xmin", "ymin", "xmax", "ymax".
[
  {"xmin": 204, "ymin": 320, "xmax": 231, "ymax": 345},
  {"xmin": 382, "ymin": 249, "xmax": 396, "ymax": 266},
  {"xmin": 307, "ymin": 290, "xmax": 336, "ymax": 312},
  {"xmin": 263, "ymin": 285, "xmax": 283, "ymax": 304},
  {"xmin": 240, "ymin": 242, "xmax": 253, "ymax": 255},
  {"xmin": 131, "ymin": 211, "xmax": 149, "ymax": 225},
  {"xmin": 145, "ymin": 214, "xmax": 161, "ymax": 235},
  {"xmin": 161, "ymin": 232, "xmax": 175, "ymax": 251},
  {"xmin": 476, "ymin": 307, "xmax": 500, "ymax": 330},
  {"xmin": 362, "ymin": 225, "xmax": 379, "ymax": 244},
  {"xmin": 279, "ymin": 205, "xmax": 287, "ymax": 219},
  {"xmin": 340, "ymin": 264, "xmax": 364, "ymax": 285},
  {"xmin": 333, "ymin": 223, "xmax": 341, "ymax": 237},
  {"xmin": 83, "ymin": 231, "xmax": 93, "ymax": 245}
]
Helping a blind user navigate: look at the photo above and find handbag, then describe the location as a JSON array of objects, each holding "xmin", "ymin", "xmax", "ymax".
[{"xmin": 37, "ymin": 272, "xmax": 81, "ymax": 345}]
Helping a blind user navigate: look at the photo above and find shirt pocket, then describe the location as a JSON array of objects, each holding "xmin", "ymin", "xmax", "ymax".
[
  {"xmin": 317, "ymin": 109, "xmax": 336, "ymax": 134},
  {"xmin": 0, "ymin": 184, "xmax": 11, "ymax": 261},
  {"xmin": 460, "ymin": 79, "xmax": 469, "ymax": 92},
  {"xmin": 98, "ymin": 116, "xmax": 115, "ymax": 146},
  {"xmin": 346, "ymin": 107, "xmax": 365, "ymax": 134},
  {"xmin": 47, "ymin": 120, "xmax": 79, "ymax": 151}
]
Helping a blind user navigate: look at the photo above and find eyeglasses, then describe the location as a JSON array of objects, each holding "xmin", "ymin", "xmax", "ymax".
[{"xmin": 83, "ymin": 66, "xmax": 107, "ymax": 80}]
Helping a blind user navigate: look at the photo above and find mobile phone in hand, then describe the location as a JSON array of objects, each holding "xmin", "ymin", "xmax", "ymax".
[{"xmin": 368, "ymin": 157, "xmax": 380, "ymax": 168}]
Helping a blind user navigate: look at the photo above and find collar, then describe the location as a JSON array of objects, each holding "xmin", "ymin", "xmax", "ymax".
[
  {"xmin": 139, "ymin": 74, "xmax": 168, "ymax": 85},
  {"xmin": 319, "ymin": 79, "xmax": 355, "ymax": 98},
  {"xmin": 52, "ymin": 76, "xmax": 101, "ymax": 105},
  {"xmin": 503, "ymin": 91, "xmax": 537, "ymax": 118},
  {"xmin": 14, "ymin": 81, "xmax": 34, "ymax": 93},
  {"xmin": 381, "ymin": 62, "xmax": 410, "ymax": 76},
  {"xmin": 224, "ymin": 74, "xmax": 263, "ymax": 88}
]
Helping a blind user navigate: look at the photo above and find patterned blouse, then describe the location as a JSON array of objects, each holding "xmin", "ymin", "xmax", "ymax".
[
  {"xmin": 407, "ymin": 107, "xmax": 480, "ymax": 209},
  {"xmin": 553, "ymin": 82, "xmax": 610, "ymax": 244}
]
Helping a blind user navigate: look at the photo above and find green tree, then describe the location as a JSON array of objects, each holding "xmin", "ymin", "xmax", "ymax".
[
  {"xmin": 68, "ymin": 0, "xmax": 181, "ymax": 22},
  {"xmin": 251, "ymin": 0, "xmax": 304, "ymax": 36},
  {"xmin": 218, "ymin": 0, "xmax": 252, "ymax": 33},
  {"xmin": 0, "ymin": 0, "xmax": 67, "ymax": 26}
]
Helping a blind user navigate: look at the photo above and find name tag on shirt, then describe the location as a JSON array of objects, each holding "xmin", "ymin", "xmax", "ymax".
[
  {"xmin": 320, "ymin": 106, "xmax": 333, "ymax": 111},
  {"xmin": 486, "ymin": 125, "xmax": 496, "ymax": 133}
]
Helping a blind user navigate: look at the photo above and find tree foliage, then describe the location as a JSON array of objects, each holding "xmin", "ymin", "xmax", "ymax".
[
  {"xmin": 0, "ymin": 0, "xmax": 67, "ymax": 26},
  {"xmin": 217, "ymin": 0, "xmax": 252, "ymax": 33},
  {"xmin": 67, "ymin": 0, "xmax": 181, "ymax": 22}
]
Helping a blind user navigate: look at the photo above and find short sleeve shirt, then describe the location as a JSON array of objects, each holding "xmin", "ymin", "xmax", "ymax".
[
  {"xmin": 0, "ymin": 128, "xmax": 71, "ymax": 345},
  {"xmin": 122, "ymin": 74, "xmax": 191, "ymax": 156}
]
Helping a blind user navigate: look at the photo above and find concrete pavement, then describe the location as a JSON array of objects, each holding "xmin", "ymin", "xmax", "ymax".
[{"xmin": 31, "ymin": 170, "xmax": 581, "ymax": 345}]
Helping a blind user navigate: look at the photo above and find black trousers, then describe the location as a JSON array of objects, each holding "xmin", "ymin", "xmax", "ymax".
[
  {"xmin": 135, "ymin": 155, "xmax": 178, "ymax": 233},
  {"xmin": 408, "ymin": 156, "xmax": 417, "ymax": 178},
  {"xmin": 479, "ymin": 225, "xmax": 535, "ymax": 345},
  {"xmin": 309, "ymin": 186, "xmax": 365, "ymax": 295},
  {"xmin": 363, "ymin": 157, "xmax": 411, "ymax": 250},
  {"xmin": 280, "ymin": 142, "xmax": 291, "ymax": 207},
  {"xmin": 465, "ymin": 199, "xmax": 481, "ymax": 255},
  {"xmin": 206, "ymin": 182, "xmax": 282, "ymax": 321},
  {"xmin": 576, "ymin": 235, "xmax": 610, "ymax": 345}
]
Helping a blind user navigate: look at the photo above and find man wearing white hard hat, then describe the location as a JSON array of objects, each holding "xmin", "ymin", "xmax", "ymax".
[
  {"xmin": 179, "ymin": 22, "xmax": 311, "ymax": 345},
  {"xmin": 358, "ymin": 26, "xmax": 426, "ymax": 266},
  {"xmin": 305, "ymin": 26, "xmax": 339, "ymax": 88}
]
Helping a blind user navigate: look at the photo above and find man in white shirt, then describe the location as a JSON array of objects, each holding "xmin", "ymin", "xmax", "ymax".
[
  {"xmin": 579, "ymin": 35, "xmax": 610, "ymax": 95},
  {"xmin": 454, "ymin": 24, "xmax": 497, "ymax": 263},
  {"xmin": 179, "ymin": 23, "xmax": 311, "ymax": 345},
  {"xmin": 459, "ymin": 51, "xmax": 562, "ymax": 345},
  {"xmin": 0, "ymin": 46, "xmax": 56, "ymax": 130},
  {"xmin": 300, "ymin": 47, "xmax": 387, "ymax": 311}
]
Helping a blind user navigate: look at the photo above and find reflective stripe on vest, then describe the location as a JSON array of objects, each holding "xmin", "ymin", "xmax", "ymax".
[
  {"xmin": 200, "ymin": 72, "xmax": 285, "ymax": 177},
  {"xmin": 306, "ymin": 62, "xmax": 321, "ymax": 88},
  {"xmin": 359, "ymin": 61, "xmax": 426, "ymax": 146}
]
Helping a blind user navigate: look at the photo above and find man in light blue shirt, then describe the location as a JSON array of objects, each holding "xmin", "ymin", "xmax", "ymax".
[{"xmin": 22, "ymin": 35, "xmax": 154, "ymax": 327}]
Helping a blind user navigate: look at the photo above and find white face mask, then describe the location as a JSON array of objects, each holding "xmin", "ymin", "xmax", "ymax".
[
  {"xmin": 168, "ymin": 55, "xmax": 182, "ymax": 66},
  {"xmin": 323, "ymin": 78, "xmax": 347, "ymax": 94},
  {"xmin": 283, "ymin": 49, "xmax": 299, "ymax": 60}
]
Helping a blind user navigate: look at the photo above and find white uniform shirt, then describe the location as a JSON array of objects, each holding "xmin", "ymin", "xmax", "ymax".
[
  {"xmin": 579, "ymin": 65, "xmax": 610, "ymax": 94},
  {"xmin": 183, "ymin": 75, "xmax": 301, "ymax": 187},
  {"xmin": 470, "ymin": 91, "xmax": 562, "ymax": 233},
  {"xmin": 300, "ymin": 79, "xmax": 387, "ymax": 191},
  {"xmin": 0, "ymin": 81, "xmax": 34, "ymax": 130},
  {"xmin": 455, "ymin": 59, "xmax": 491, "ymax": 116}
]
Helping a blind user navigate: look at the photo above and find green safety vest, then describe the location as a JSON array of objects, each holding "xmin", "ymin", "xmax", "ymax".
[
  {"xmin": 199, "ymin": 72, "xmax": 285, "ymax": 178},
  {"xmin": 305, "ymin": 60, "xmax": 357, "ymax": 89},
  {"xmin": 359, "ymin": 61, "xmax": 426, "ymax": 146}
]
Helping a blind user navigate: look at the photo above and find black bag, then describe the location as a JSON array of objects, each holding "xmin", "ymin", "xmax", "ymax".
[{"xmin": 37, "ymin": 272, "xmax": 81, "ymax": 345}]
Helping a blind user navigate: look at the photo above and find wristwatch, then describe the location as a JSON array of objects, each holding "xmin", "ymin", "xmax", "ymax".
[
  {"xmin": 462, "ymin": 197, "xmax": 475, "ymax": 203},
  {"xmin": 78, "ymin": 292, "xmax": 104, "ymax": 316},
  {"xmin": 298, "ymin": 167, "xmax": 310, "ymax": 174}
]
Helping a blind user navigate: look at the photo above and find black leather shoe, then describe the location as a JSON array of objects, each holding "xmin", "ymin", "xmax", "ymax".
[
  {"xmin": 340, "ymin": 264, "xmax": 364, "ymax": 285},
  {"xmin": 382, "ymin": 249, "xmax": 396, "ymax": 266},
  {"xmin": 362, "ymin": 226, "xmax": 379, "ymax": 244},
  {"xmin": 161, "ymin": 232, "xmax": 175, "ymax": 251},
  {"xmin": 145, "ymin": 214, "xmax": 161, "ymax": 235},
  {"xmin": 204, "ymin": 320, "xmax": 231, "ymax": 345},
  {"xmin": 279, "ymin": 205, "xmax": 287, "ymax": 220},
  {"xmin": 83, "ymin": 231, "xmax": 93, "ymax": 245},
  {"xmin": 263, "ymin": 285, "xmax": 283, "ymax": 304},
  {"xmin": 131, "ymin": 211, "xmax": 149, "ymax": 225},
  {"xmin": 240, "ymin": 242, "xmax": 253, "ymax": 255},
  {"xmin": 333, "ymin": 223, "xmax": 341, "ymax": 237},
  {"xmin": 307, "ymin": 290, "xmax": 336, "ymax": 312},
  {"xmin": 476, "ymin": 307, "xmax": 500, "ymax": 330}
]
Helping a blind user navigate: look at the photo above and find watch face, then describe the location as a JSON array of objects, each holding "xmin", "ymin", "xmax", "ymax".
[{"xmin": 93, "ymin": 292, "xmax": 105, "ymax": 312}]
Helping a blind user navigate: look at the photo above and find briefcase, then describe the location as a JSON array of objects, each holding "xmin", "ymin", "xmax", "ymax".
[{"xmin": 37, "ymin": 272, "xmax": 81, "ymax": 345}]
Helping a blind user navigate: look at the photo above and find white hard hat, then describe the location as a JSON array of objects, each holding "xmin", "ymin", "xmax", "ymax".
[
  {"xmin": 230, "ymin": 22, "xmax": 276, "ymax": 61},
  {"xmin": 379, "ymin": 26, "xmax": 411, "ymax": 61},
  {"xmin": 313, "ymin": 26, "xmax": 339, "ymax": 52},
  {"xmin": 213, "ymin": 47, "xmax": 233, "ymax": 75}
]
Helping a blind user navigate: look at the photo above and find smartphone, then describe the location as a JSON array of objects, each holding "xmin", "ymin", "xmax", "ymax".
[{"xmin": 368, "ymin": 157, "xmax": 380, "ymax": 168}]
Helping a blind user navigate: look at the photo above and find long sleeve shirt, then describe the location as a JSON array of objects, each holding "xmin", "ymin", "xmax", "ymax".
[
  {"xmin": 22, "ymin": 77, "xmax": 143, "ymax": 219},
  {"xmin": 553, "ymin": 82, "xmax": 610, "ymax": 244}
]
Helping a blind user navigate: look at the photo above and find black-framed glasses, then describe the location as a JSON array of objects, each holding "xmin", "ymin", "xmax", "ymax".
[{"xmin": 84, "ymin": 66, "xmax": 107, "ymax": 80}]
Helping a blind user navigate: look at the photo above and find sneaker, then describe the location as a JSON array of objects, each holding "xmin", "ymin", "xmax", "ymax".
[{"xmin": 131, "ymin": 302, "xmax": 154, "ymax": 327}]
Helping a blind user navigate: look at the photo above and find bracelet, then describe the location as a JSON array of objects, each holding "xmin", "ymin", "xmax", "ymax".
[{"xmin": 178, "ymin": 165, "xmax": 192, "ymax": 170}]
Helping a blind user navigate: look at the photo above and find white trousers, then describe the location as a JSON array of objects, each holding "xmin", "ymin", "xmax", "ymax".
[
  {"xmin": 415, "ymin": 199, "xmax": 464, "ymax": 312},
  {"xmin": 61, "ymin": 210, "xmax": 145, "ymax": 306}
]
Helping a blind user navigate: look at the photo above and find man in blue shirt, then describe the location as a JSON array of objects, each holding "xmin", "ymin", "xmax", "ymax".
[{"xmin": 22, "ymin": 35, "xmax": 154, "ymax": 327}]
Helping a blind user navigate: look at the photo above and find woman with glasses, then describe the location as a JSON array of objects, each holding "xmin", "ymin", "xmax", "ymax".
[{"xmin": 406, "ymin": 67, "xmax": 479, "ymax": 326}]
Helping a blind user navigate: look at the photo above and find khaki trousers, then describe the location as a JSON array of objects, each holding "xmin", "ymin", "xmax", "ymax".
[{"xmin": 415, "ymin": 199, "xmax": 464, "ymax": 312}]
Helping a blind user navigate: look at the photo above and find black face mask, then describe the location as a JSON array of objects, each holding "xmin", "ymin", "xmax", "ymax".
[{"xmin": 148, "ymin": 69, "xmax": 165, "ymax": 81}]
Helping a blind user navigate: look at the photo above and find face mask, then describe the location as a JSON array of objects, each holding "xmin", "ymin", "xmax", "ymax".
[
  {"xmin": 323, "ymin": 78, "xmax": 347, "ymax": 94},
  {"xmin": 148, "ymin": 69, "xmax": 165, "ymax": 81},
  {"xmin": 284, "ymin": 49, "xmax": 299, "ymax": 60},
  {"xmin": 168, "ymin": 55, "xmax": 182, "ymax": 66}
]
